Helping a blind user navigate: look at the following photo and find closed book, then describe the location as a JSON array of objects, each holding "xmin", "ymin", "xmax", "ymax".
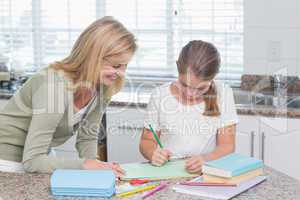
[
  {"xmin": 203, "ymin": 168, "xmax": 264, "ymax": 184},
  {"xmin": 50, "ymin": 170, "xmax": 116, "ymax": 197},
  {"xmin": 202, "ymin": 153, "xmax": 263, "ymax": 178}
]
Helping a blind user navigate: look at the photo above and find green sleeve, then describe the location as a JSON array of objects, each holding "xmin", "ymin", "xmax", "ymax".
[{"xmin": 21, "ymin": 70, "xmax": 85, "ymax": 173}]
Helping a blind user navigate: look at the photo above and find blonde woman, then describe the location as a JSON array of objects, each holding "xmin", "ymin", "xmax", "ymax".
[{"xmin": 0, "ymin": 16, "xmax": 137, "ymax": 175}]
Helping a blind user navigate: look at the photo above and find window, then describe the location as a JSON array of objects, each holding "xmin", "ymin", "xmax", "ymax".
[{"xmin": 0, "ymin": 0, "xmax": 243, "ymax": 83}]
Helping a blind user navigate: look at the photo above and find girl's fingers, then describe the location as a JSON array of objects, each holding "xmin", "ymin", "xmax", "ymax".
[
  {"xmin": 158, "ymin": 153, "xmax": 169, "ymax": 162},
  {"xmin": 161, "ymin": 150, "xmax": 172, "ymax": 157},
  {"xmin": 153, "ymin": 157, "xmax": 165, "ymax": 166},
  {"xmin": 188, "ymin": 167, "xmax": 202, "ymax": 174},
  {"xmin": 185, "ymin": 158, "xmax": 198, "ymax": 168},
  {"xmin": 188, "ymin": 163, "xmax": 201, "ymax": 171},
  {"xmin": 152, "ymin": 160, "xmax": 162, "ymax": 166}
]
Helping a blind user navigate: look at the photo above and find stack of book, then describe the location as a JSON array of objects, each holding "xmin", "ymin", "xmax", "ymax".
[{"xmin": 202, "ymin": 153, "xmax": 264, "ymax": 185}]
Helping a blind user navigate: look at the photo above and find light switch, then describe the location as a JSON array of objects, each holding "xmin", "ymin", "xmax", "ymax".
[{"xmin": 267, "ymin": 41, "xmax": 281, "ymax": 62}]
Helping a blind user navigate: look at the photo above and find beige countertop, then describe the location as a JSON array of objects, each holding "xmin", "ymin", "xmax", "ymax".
[{"xmin": 0, "ymin": 167, "xmax": 299, "ymax": 200}]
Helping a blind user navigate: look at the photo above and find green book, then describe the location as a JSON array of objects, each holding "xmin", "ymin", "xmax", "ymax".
[{"xmin": 120, "ymin": 160, "xmax": 198, "ymax": 180}]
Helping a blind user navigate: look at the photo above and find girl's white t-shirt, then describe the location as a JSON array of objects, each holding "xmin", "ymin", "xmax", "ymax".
[{"xmin": 144, "ymin": 81, "xmax": 238, "ymax": 159}]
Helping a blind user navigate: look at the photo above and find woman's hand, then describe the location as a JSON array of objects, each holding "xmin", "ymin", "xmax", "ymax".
[
  {"xmin": 151, "ymin": 147, "xmax": 172, "ymax": 166},
  {"xmin": 83, "ymin": 159, "xmax": 125, "ymax": 178},
  {"xmin": 185, "ymin": 155, "xmax": 206, "ymax": 174}
]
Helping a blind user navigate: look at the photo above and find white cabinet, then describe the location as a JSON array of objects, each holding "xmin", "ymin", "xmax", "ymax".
[
  {"xmin": 0, "ymin": 99, "xmax": 8, "ymax": 110},
  {"xmin": 106, "ymin": 106, "xmax": 147, "ymax": 164},
  {"xmin": 238, "ymin": 115, "xmax": 300, "ymax": 180},
  {"xmin": 236, "ymin": 115, "xmax": 260, "ymax": 158},
  {"xmin": 261, "ymin": 117, "xmax": 300, "ymax": 180}
]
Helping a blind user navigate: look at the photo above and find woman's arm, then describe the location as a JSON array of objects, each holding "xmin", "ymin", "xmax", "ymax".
[
  {"xmin": 22, "ymin": 71, "xmax": 86, "ymax": 173},
  {"xmin": 185, "ymin": 124, "xmax": 236, "ymax": 173}
]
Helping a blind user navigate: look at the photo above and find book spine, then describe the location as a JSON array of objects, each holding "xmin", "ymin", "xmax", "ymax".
[{"xmin": 232, "ymin": 162, "xmax": 264, "ymax": 177}]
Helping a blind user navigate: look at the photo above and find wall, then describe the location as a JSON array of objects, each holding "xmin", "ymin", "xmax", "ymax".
[{"xmin": 244, "ymin": 0, "xmax": 300, "ymax": 76}]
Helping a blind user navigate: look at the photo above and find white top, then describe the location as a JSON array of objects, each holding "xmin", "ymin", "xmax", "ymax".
[
  {"xmin": 144, "ymin": 81, "xmax": 238, "ymax": 159},
  {"xmin": 72, "ymin": 95, "xmax": 96, "ymax": 126},
  {"xmin": 0, "ymin": 159, "xmax": 24, "ymax": 173}
]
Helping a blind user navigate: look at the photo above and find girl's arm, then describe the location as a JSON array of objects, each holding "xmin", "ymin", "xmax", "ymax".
[
  {"xmin": 203, "ymin": 124, "xmax": 236, "ymax": 161},
  {"xmin": 185, "ymin": 124, "xmax": 236, "ymax": 173},
  {"xmin": 139, "ymin": 128, "xmax": 160, "ymax": 160}
]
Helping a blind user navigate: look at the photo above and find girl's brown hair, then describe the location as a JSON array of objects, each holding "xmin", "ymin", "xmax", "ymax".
[{"xmin": 176, "ymin": 40, "xmax": 221, "ymax": 116}]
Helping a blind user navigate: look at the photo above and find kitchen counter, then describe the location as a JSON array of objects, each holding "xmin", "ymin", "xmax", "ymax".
[
  {"xmin": 0, "ymin": 167, "xmax": 299, "ymax": 200},
  {"xmin": 109, "ymin": 91, "xmax": 300, "ymax": 119},
  {"xmin": 1, "ymin": 89, "xmax": 300, "ymax": 118}
]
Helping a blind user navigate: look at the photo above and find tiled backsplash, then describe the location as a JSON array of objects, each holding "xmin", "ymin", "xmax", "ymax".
[{"xmin": 241, "ymin": 75, "xmax": 300, "ymax": 95}]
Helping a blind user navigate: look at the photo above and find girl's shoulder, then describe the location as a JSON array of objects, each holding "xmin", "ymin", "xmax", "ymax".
[{"xmin": 215, "ymin": 81, "xmax": 233, "ymax": 94}]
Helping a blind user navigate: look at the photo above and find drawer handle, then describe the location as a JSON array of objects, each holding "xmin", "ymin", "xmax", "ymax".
[
  {"xmin": 262, "ymin": 132, "xmax": 265, "ymax": 162},
  {"xmin": 250, "ymin": 131, "xmax": 255, "ymax": 157}
]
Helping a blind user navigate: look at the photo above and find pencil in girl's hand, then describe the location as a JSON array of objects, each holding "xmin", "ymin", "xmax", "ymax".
[{"xmin": 148, "ymin": 124, "xmax": 163, "ymax": 148}]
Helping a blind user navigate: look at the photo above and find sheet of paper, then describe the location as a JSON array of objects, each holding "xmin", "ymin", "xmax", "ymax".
[{"xmin": 121, "ymin": 160, "xmax": 198, "ymax": 180}]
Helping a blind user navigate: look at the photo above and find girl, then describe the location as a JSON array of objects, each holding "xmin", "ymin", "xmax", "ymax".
[
  {"xmin": 0, "ymin": 16, "xmax": 137, "ymax": 175},
  {"xmin": 140, "ymin": 40, "xmax": 238, "ymax": 174}
]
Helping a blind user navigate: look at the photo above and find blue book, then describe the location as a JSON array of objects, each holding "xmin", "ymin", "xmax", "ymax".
[
  {"xmin": 50, "ymin": 170, "xmax": 116, "ymax": 197},
  {"xmin": 202, "ymin": 153, "xmax": 263, "ymax": 178}
]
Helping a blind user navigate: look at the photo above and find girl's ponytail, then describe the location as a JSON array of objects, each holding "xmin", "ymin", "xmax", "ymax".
[{"xmin": 203, "ymin": 81, "xmax": 220, "ymax": 116}]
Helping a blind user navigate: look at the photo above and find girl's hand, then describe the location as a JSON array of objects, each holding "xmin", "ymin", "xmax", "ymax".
[
  {"xmin": 185, "ymin": 155, "xmax": 205, "ymax": 174},
  {"xmin": 83, "ymin": 159, "xmax": 125, "ymax": 178},
  {"xmin": 151, "ymin": 147, "xmax": 172, "ymax": 166}
]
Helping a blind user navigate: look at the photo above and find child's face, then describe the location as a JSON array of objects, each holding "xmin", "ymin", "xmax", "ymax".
[{"xmin": 177, "ymin": 73, "xmax": 211, "ymax": 100}]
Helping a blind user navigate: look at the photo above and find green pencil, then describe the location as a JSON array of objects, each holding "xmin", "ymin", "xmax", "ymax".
[{"xmin": 148, "ymin": 124, "xmax": 163, "ymax": 148}]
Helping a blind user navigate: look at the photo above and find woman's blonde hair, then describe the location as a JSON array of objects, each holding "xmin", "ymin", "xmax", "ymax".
[{"xmin": 50, "ymin": 16, "xmax": 137, "ymax": 97}]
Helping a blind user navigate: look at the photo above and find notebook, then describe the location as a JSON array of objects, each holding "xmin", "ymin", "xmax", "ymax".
[
  {"xmin": 202, "ymin": 153, "xmax": 264, "ymax": 178},
  {"xmin": 203, "ymin": 168, "xmax": 264, "ymax": 184},
  {"xmin": 120, "ymin": 160, "xmax": 198, "ymax": 180},
  {"xmin": 50, "ymin": 170, "xmax": 116, "ymax": 197},
  {"xmin": 173, "ymin": 176, "xmax": 267, "ymax": 200}
]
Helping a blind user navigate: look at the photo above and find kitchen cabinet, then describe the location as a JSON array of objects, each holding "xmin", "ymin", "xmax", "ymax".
[
  {"xmin": 237, "ymin": 115, "xmax": 300, "ymax": 180},
  {"xmin": 235, "ymin": 115, "xmax": 260, "ymax": 158},
  {"xmin": 0, "ymin": 99, "xmax": 8, "ymax": 110},
  {"xmin": 261, "ymin": 117, "xmax": 300, "ymax": 180},
  {"xmin": 106, "ymin": 106, "xmax": 147, "ymax": 164}
]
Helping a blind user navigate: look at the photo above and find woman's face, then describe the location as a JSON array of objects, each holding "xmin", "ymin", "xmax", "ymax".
[
  {"xmin": 99, "ymin": 53, "xmax": 132, "ymax": 86},
  {"xmin": 175, "ymin": 72, "xmax": 211, "ymax": 101}
]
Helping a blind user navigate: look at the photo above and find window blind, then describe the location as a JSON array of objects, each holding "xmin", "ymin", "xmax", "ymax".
[{"xmin": 0, "ymin": 0, "xmax": 243, "ymax": 83}]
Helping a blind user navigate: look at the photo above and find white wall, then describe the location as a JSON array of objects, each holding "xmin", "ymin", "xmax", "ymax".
[{"xmin": 244, "ymin": 0, "xmax": 300, "ymax": 75}]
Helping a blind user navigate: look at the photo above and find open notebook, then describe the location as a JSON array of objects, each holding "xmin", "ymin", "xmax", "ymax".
[
  {"xmin": 120, "ymin": 160, "xmax": 198, "ymax": 180},
  {"xmin": 173, "ymin": 176, "xmax": 267, "ymax": 200}
]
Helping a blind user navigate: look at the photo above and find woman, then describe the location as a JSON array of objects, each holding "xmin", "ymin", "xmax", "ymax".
[
  {"xmin": 140, "ymin": 40, "xmax": 238, "ymax": 174},
  {"xmin": 0, "ymin": 16, "xmax": 137, "ymax": 174}
]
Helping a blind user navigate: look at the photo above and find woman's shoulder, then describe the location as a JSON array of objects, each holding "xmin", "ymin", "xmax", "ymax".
[{"xmin": 27, "ymin": 67, "xmax": 71, "ymax": 89}]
